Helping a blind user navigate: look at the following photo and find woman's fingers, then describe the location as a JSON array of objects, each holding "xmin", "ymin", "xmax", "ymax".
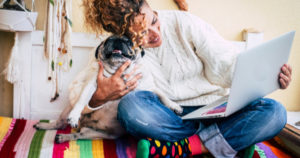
[
  {"xmin": 117, "ymin": 74, "xmax": 142, "ymax": 97},
  {"xmin": 111, "ymin": 73, "xmax": 141, "ymax": 97},
  {"xmin": 114, "ymin": 61, "xmax": 131, "ymax": 77},
  {"xmin": 95, "ymin": 60, "xmax": 142, "ymax": 101},
  {"xmin": 121, "ymin": 65, "xmax": 141, "ymax": 83},
  {"xmin": 123, "ymin": 64, "xmax": 141, "ymax": 79},
  {"xmin": 280, "ymin": 73, "xmax": 290, "ymax": 83},
  {"xmin": 125, "ymin": 73, "xmax": 143, "ymax": 87},
  {"xmin": 130, "ymin": 64, "xmax": 141, "ymax": 75},
  {"xmin": 119, "ymin": 82, "xmax": 138, "ymax": 96},
  {"xmin": 114, "ymin": 62, "xmax": 141, "ymax": 91},
  {"xmin": 278, "ymin": 64, "xmax": 292, "ymax": 89},
  {"xmin": 279, "ymin": 78, "xmax": 287, "ymax": 89},
  {"xmin": 281, "ymin": 64, "xmax": 291, "ymax": 78}
]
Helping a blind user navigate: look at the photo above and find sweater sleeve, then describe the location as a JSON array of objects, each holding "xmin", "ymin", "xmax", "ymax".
[{"xmin": 180, "ymin": 12, "xmax": 241, "ymax": 88}]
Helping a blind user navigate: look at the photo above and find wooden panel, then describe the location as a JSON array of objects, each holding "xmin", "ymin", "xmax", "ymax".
[
  {"xmin": 13, "ymin": 32, "xmax": 33, "ymax": 119},
  {"xmin": 0, "ymin": 31, "xmax": 14, "ymax": 117},
  {"xmin": 277, "ymin": 124, "xmax": 300, "ymax": 157}
]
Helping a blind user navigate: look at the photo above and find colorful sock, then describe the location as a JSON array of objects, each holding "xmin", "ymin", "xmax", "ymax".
[{"xmin": 137, "ymin": 135, "xmax": 201, "ymax": 158}]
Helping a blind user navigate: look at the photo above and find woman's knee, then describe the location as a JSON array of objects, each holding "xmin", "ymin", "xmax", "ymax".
[
  {"xmin": 118, "ymin": 90, "xmax": 156, "ymax": 119},
  {"xmin": 117, "ymin": 90, "xmax": 195, "ymax": 141},
  {"xmin": 269, "ymin": 99, "xmax": 287, "ymax": 132},
  {"xmin": 118, "ymin": 91, "xmax": 144, "ymax": 123},
  {"xmin": 117, "ymin": 91, "xmax": 161, "ymax": 134},
  {"xmin": 118, "ymin": 91, "xmax": 139, "ymax": 116},
  {"xmin": 226, "ymin": 98, "xmax": 287, "ymax": 150},
  {"xmin": 255, "ymin": 98, "xmax": 287, "ymax": 133}
]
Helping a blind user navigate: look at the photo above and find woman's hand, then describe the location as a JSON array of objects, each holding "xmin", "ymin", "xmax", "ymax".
[
  {"xmin": 89, "ymin": 61, "xmax": 142, "ymax": 108},
  {"xmin": 279, "ymin": 64, "xmax": 292, "ymax": 89}
]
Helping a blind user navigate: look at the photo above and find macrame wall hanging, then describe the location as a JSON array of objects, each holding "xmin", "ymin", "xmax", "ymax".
[{"xmin": 44, "ymin": 0, "xmax": 72, "ymax": 102}]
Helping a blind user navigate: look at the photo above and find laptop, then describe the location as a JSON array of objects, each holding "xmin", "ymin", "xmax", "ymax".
[{"xmin": 181, "ymin": 31, "xmax": 295, "ymax": 120}]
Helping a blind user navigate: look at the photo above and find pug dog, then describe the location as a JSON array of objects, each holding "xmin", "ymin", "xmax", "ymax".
[{"xmin": 33, "ymin": 35, "xmax": 183, "ymax": 143}]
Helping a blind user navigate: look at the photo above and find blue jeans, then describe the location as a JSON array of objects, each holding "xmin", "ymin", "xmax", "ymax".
[{"xmin": 117, "ymin": 90, "xmax": 287, "ymax": 157}]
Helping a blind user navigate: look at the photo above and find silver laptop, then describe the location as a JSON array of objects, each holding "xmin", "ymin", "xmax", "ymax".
[{"xmin": 182, "ymin": 31, "xmax": 295, "ymax": 120}]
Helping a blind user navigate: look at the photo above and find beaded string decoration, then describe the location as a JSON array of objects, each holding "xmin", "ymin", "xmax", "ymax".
[{"xmin": 44, "ymin": 0, "xmax": 72, "ymax": 102}]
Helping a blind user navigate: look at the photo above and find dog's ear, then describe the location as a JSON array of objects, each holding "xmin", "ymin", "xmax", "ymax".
[
  {"xmin": 95, "ymin": 45, "xmax": 100, "ymax": 59},
  {"xmin": 141, "ymin": 49, "xmax": 145, "ymax": 57},
  {"xmin": 95, "ymin": 42, "xmax": 104, "ymax": 59},
  {"xmin": 122, "ymin": 35, "xmax": 134, "ymax": 47},
  {"xmin": 140, "ymin": 46, "xmax": 145, "ymax": 57},
  {"xmin": 127, "ymin": 39, "xmax": 134, "ymax": 48}
]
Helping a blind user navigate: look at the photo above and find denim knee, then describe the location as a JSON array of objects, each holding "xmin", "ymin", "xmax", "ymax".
[
  {"xmin": 219, "ymin": 98, "xmax": 287, "ymax": 151},
  {"xmin": 256, "ymin": 98, "xmax": 287, "ymax": 136},
  {"xmin": 269, "ymin": 99, "xmax": 287, "ymax": 133},
  {"xmin": 118, "ymin": 91, "xmax": 137, "ymax": 115},
  {"xmin": 117, "ymin": 91, "xmax": 159, "ymax": 137},
  {"xmin": 117, "ymin": 90, "xmax": 198, "ymax": 141},
  {"xmin": 117, "ymin": 90, "xmax": 156, "ymax": 120},
  {"xmin": 117, "ymin": 91, "xmax": 140, "ymax": 127}
]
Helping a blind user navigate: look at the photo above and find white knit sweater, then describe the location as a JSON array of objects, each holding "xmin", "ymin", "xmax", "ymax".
[{"xmin": 143, "ymin": 10, "xmax": 241, "ymax": 106}]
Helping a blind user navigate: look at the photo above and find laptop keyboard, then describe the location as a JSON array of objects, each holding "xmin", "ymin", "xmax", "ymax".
[{"xmin": 200, "ymin": 96, "xmax": 229, "ymax": 115}]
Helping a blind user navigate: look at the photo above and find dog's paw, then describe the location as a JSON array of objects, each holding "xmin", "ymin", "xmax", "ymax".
[
  {"xmin": 33, "ymin": 122, "xmax": 49, "ymax": 130},
  {"xmin": 67, "ymin": 113, "xmax": 81, "ymax": 128},
  {"xmin": 165, "ymin": 101, "xmax": 183, "ymax": 114},
  {"xmin": 55, "ymin": 134, "xmax": 67, "ymax": 144},
  {"xmin": 67, "ymin": 117, "xmax": 79, "ymax": 128},
  {"xmin": 33, "ymin": 123, "xmax": 42, "ymax": 130},
  {"xmin": 173, "ymin": 105, "xmax": 183, "ymax": 114}
]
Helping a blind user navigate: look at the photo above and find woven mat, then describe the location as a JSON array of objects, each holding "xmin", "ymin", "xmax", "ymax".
[{"xmin": 0, "ymin": 116, "xmax": 293, "ymax": 158}]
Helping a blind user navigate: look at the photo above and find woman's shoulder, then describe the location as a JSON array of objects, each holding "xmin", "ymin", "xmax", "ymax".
[
  {"xmin": 157, "ymin": 10, "xmax": 205, "ymax": 27},
  {"xmin": 157, "ymin": 10, "xmax": 193, "ymax": 19}
]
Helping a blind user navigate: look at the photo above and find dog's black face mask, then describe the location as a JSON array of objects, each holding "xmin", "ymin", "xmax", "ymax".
[{"xmin": 95, "ymin": 35, "xmax": 143, "ymax": 67}]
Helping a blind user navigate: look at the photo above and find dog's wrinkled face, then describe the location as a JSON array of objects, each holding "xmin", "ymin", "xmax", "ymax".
[{"xmin": 96, "ymin": 36, "xmax": 143, "ymax": 68}]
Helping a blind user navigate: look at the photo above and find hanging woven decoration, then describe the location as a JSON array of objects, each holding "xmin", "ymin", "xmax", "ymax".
[{"xmin": 44, "ymin": 0, "xmax": 72, "ymax": 102}]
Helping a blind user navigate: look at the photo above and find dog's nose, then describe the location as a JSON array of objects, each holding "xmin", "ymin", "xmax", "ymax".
[{"xmin": 112, "ymin": 50, "xmax": 122, "ymax": 54}]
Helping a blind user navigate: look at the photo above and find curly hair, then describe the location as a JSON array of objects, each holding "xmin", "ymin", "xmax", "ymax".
[{"xmin": 82, "ymin": 0, "xmax": 147, "ymax": 47}]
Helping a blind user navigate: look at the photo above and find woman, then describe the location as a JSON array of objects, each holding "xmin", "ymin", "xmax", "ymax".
[{"xmin": 83, "ymin": 0, "xmax": 292, "ymax": 157}]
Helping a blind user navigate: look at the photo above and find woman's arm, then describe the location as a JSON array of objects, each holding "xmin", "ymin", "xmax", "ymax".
[
  {"xmin": 89, "ymin": 61, "xmax": 142, "ymax": 108},
  {"xmin": 184, "ymin": 12, "xmax": 292, "ymax": 89},
  {"xmin": 179, "ymin": 12, "xmax": 240, "ymax": 88}
]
